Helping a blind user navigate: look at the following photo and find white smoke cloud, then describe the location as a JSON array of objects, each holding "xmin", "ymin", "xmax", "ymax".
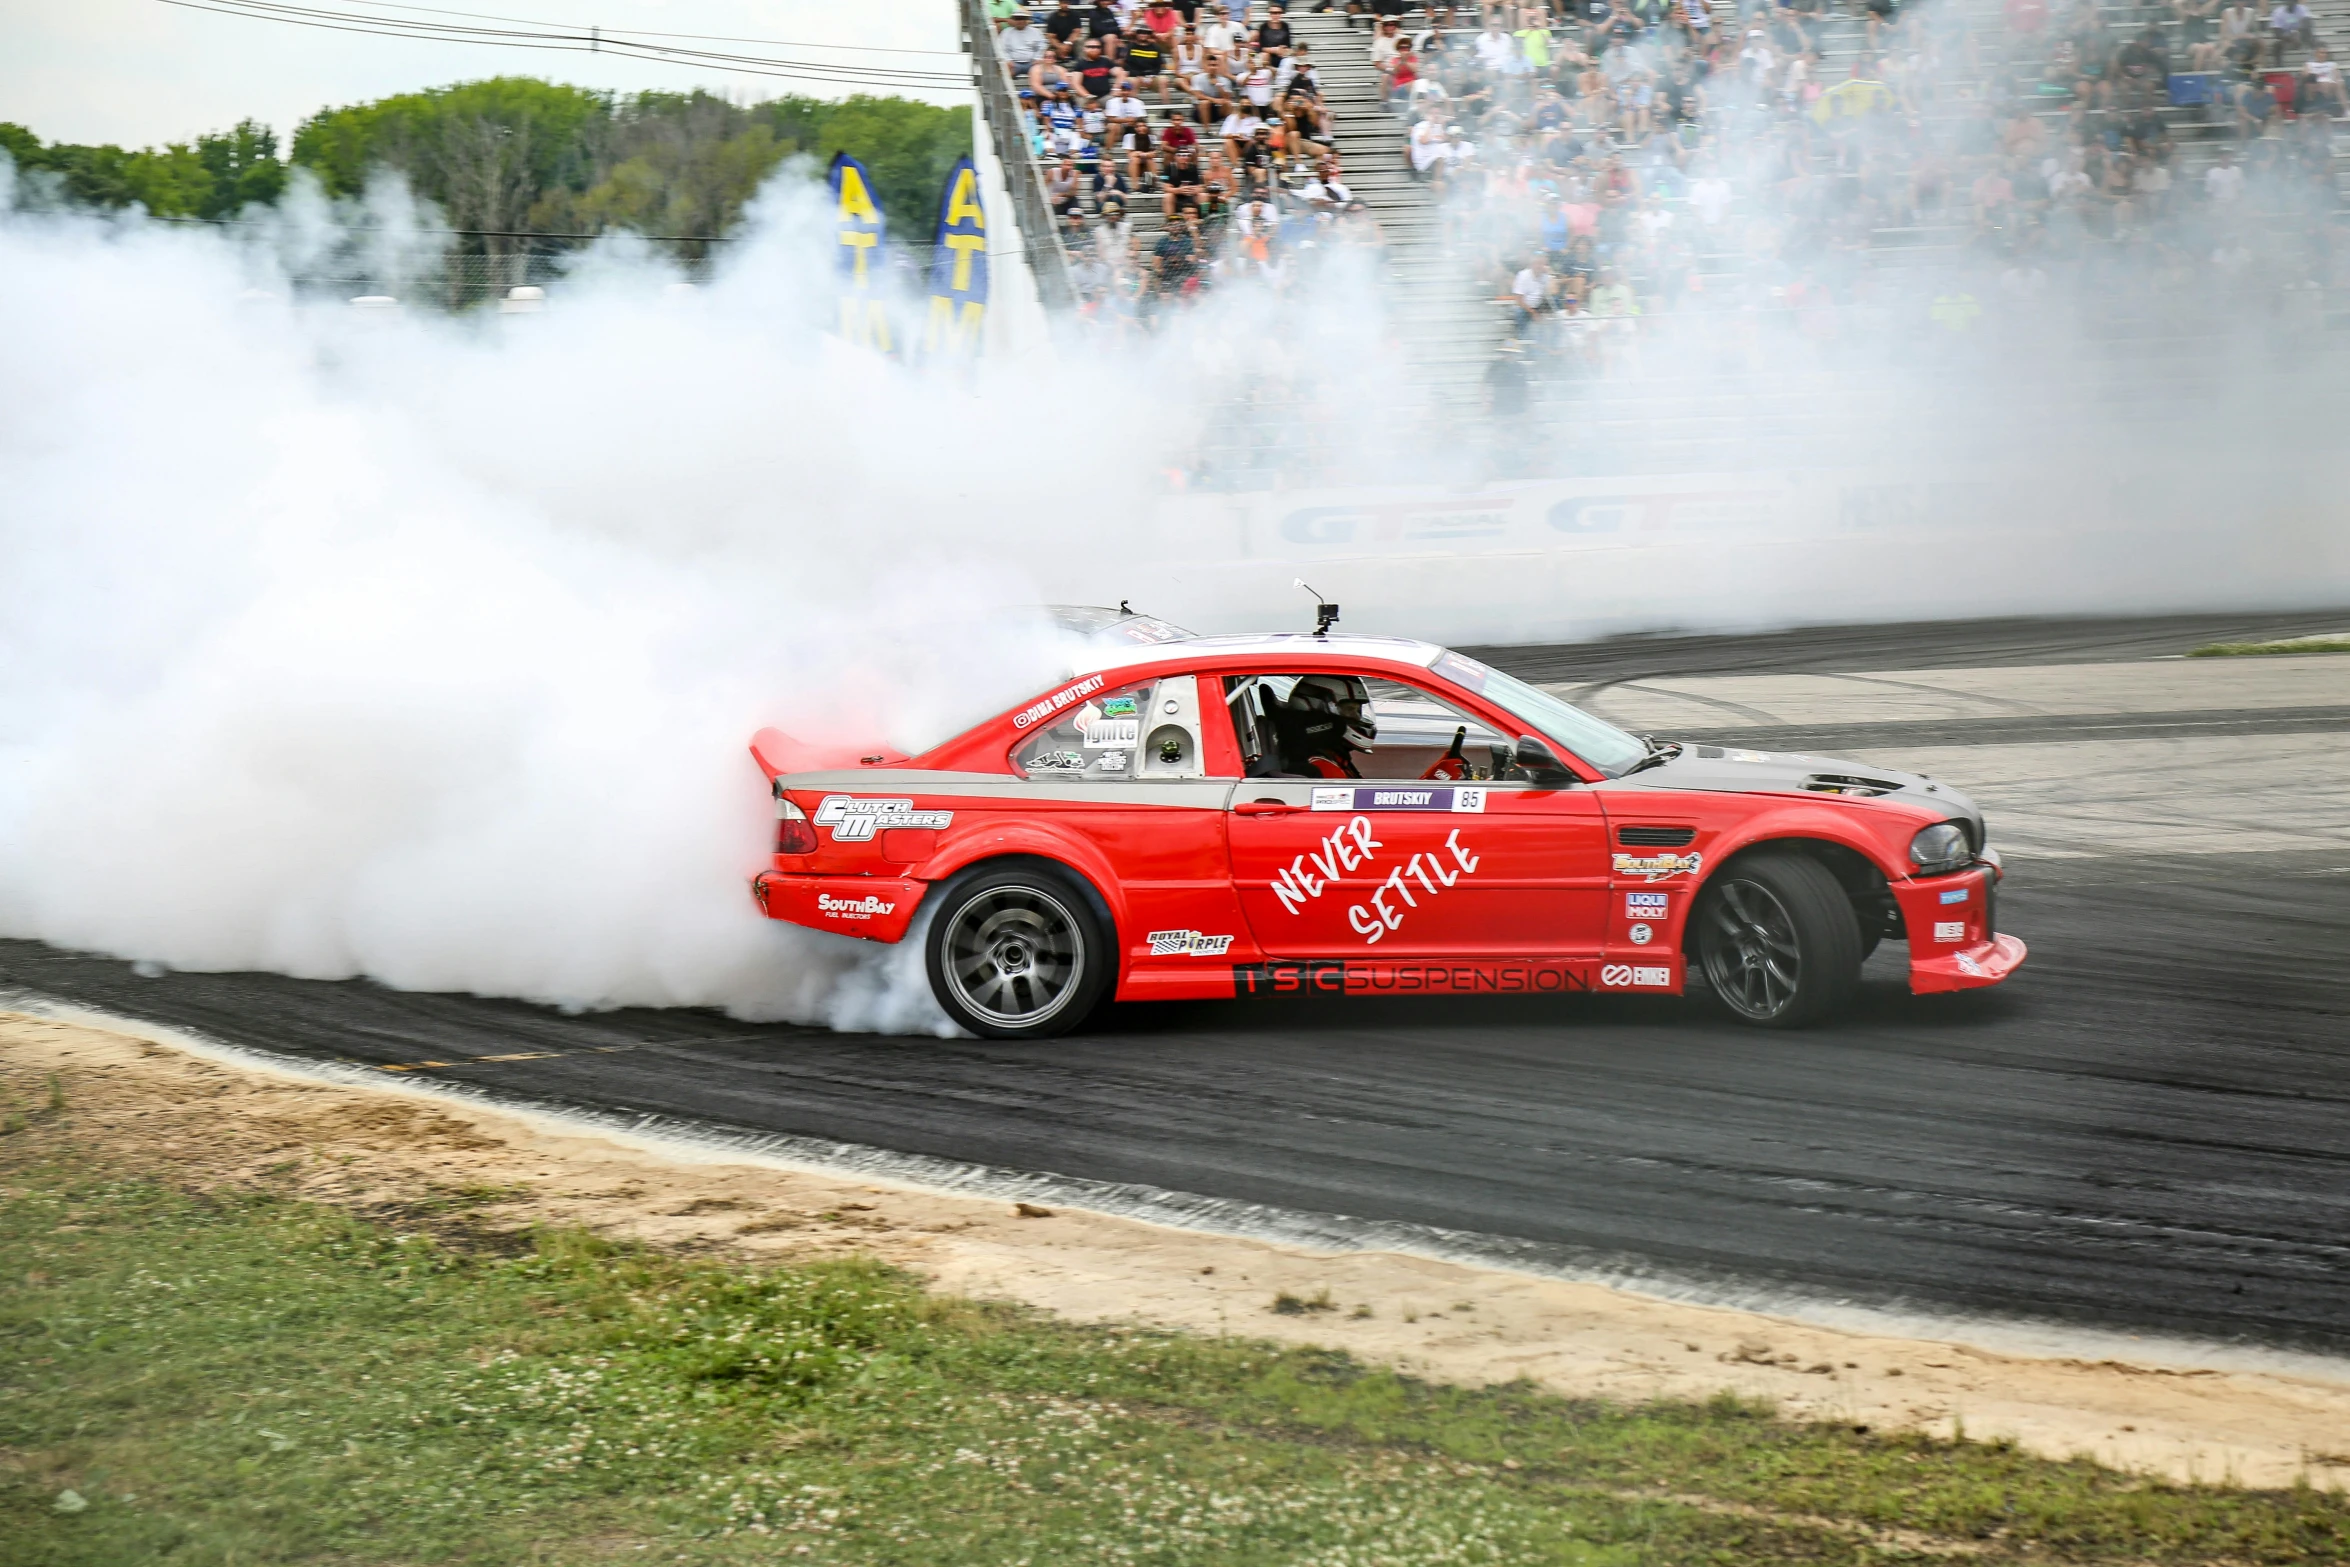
[{"xmin": 0, "ymin": 163, "xmax": 1095, "ymax": 1029}]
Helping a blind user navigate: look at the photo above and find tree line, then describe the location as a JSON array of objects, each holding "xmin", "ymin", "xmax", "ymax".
[{"xmin": 2, "ymin": 80, "xmax": 970, "ymax": 254}]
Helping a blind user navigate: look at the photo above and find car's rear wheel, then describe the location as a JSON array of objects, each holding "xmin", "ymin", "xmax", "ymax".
[
  {"xmin": 1696, "ymin": 852, "xmax": 1864, "ymax": 1028},
  {"xmin": 925, "ymin": 864, "xmax": 1113, "ymax": 1040}
]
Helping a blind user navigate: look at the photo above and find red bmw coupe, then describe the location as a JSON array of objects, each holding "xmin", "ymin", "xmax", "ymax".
[{"xmin": 750, "ymin": 610, "xmax": 2022, "ymax": 1037}]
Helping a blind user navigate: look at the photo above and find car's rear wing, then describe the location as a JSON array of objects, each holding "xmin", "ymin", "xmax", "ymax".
[{"xmin": 749, "ymin": 726, "xmax": 904, "ymax": 782}]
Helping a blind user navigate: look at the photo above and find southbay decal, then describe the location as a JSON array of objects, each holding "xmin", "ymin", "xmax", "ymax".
[
  {"xmin": 1233, "ymin": 960, "xmax": 1591, "ymax": 996},
  {"xmin": 1613, "ymin": 850, "xmax": 1703, "ymax": 882},
  {"xmin": 1311, "ymin": 786, "xmax": 1486, "ymax": 812},
  {"xmin": 811, "ymin": 796, "xmax": 954, "ymax": 842},
  {"xmin": 817, "ymin": 892, "xmax": 896, "ymax": 920}
]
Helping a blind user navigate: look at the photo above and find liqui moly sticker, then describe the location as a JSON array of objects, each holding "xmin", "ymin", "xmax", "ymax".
[
  {"xmin": 1625, "ymin": 891, "xmax": 1669, "ymax": 918},
  {"xmin": 1309, "ymin": 786, "xmax": 1486, "ymax": 812},
  {"xmin": 812, "ymin": 796, "xmax": 954, "ymax": 842}
]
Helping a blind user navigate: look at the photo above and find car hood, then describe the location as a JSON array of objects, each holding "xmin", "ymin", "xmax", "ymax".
[{"xmin": 1592, "ymin": 743, "xmax": 1987, "ymax": 849}]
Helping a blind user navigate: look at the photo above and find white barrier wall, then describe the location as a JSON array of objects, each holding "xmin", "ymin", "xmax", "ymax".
[{"xmin": 1038, "ymin": 468, "xmax": 2350, "ymax": 647}]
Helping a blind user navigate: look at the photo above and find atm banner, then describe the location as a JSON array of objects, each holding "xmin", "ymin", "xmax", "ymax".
[
  {"xmin": 925, "ymin": 155, "xmax": 987, "ymax": 357},
  {"xmin": 829, "ymin": 152, "xmax": 890, "ymax": 351}
]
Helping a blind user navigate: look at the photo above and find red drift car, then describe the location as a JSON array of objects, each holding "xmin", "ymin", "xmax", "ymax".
[{"xmin": 750, "ymin": 613, "xmax": 2022, "ymax": 1039}]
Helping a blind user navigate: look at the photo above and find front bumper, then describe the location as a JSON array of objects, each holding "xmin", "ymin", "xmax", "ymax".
[
  {"xmin": 1895, "ymin": 859, "xmax": 2026, "ymax": 994},
  {"xmin": 752, "ymin": 872, "xmax": 927, "ymax": 944}
]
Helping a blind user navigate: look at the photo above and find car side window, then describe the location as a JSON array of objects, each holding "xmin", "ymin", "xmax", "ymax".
[
  {"xmin": 1225, "ymin": 673, "xmax": 1512, "ymax": 781},
  {"xmin": 1012, "ymin": 674, "xmax": 1210, "ymax": 781}
]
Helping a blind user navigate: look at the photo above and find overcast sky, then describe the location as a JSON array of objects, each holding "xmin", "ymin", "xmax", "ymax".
[{"xmin": 2, "ymin": 0, "xmax": 969, "ymax": 148}]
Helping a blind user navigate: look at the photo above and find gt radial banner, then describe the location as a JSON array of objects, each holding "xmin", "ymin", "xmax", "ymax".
[
  {"xmin": 829, "ymin": 152, "xmax": 891, "ymax": 351},
  {"xmin": 924, "ymin": 155, "xmax": 987, "ymax": 357}
]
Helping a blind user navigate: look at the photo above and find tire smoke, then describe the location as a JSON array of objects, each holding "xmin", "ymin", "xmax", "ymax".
[{"xmin": 0, "ymin": 166, "xmax": 1078, "ymax": 1028}]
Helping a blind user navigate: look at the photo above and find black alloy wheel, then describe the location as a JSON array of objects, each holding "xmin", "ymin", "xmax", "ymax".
[
  {"xmin": 925, "ymin": 864, "xmax": 1113, "ymax": 1039},
  {"xmin": 1696, "ymin": 852, "xmax": 1864, "ymax": 1028}
]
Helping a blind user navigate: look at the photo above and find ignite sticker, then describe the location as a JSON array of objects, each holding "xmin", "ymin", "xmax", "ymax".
[
  {"xmin": 1598, "ymin": 963, "xmax": 1673, "ymax": 988},
  {"xmin": 1939, "ymin": 888, "xmax": 1970, "ymax": 905},
  {"xmin": 1011, "ymin": 673, "xmax": 1107, "ymax": 730},
  {"xmin": 1933, "ymin": 920, "xmax": 1967, "ymax": 943},
  {"xmin": 1625, "ymin": 891, "xmax": 1669, "ymax": 918},
  {"xmin": 1309, "ymin": 786, "xmax": 1486, "ymax": 812},
  {"xmin": 1628, "ymin": 923, "xmax": 1653, "ymax": 945},
  {"xmin": 812, "ymin": 796, "xmax": 954, "ymax": 841},
  {"xmin": 1233, "ymin": 960, "xmax": 1590, "ymax": 997},
  {"xmin": 1147, "ymin": 929, "xmax": 1235, "ymax": 956},
  {"xmin": 1613, "ymin": 850, "xmax": 1704, "ymax": 882},
  {"xmin": 817, "ymin": 892, "xmax": 896, "ymax": 920},
  {"xmin": 1084, "ymin": 717, "xmax": 1140, "ymax": 748}
]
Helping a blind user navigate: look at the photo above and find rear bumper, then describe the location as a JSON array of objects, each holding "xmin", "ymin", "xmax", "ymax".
[
  {"xmin": 1894, "ymin": 861, "xmax": 2025, "ymax": 993},
  {"xmin": 752, "ymin": 872, "xmax": 927, "ymax": 944}
]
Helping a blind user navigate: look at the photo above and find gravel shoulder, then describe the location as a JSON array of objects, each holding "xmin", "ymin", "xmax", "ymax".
[{"xmin": 12, "ymin": 1010, "xmax": 2348, "ymax": 1493}]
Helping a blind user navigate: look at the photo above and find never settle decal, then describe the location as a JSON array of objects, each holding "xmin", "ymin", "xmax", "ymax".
[
  {"xmin": 1267, "ymin": 813, "xmax": 1482, "ymax": 947},
  {"xmin": 1234, "ymin": 960, "xmax": 1592, "ymax": 997}
]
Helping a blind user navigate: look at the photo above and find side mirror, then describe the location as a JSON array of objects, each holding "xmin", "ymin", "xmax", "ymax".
[{"xmin": 1511, "ymin": 735, "xmax": 1576, "ymax": 785}]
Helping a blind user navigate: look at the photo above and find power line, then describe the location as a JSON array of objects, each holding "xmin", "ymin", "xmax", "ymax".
[
  {"xmin": 152, "ymin": 0, "xmax": 977, "ymax": 91},
  {"xmin": 313, "ymin": 0, "xmax": 965, "ymax": 54}
]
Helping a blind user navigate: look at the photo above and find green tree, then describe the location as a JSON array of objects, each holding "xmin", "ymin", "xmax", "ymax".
[
  {"xmin": 0, "ymin": 124, "xmax": 220, "ymax": 217},
  {"xmin": 194, "ymin": 119, "xmax": 287, "ymax": 217}
]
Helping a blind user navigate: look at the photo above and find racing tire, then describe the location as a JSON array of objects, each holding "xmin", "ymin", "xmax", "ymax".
[
  {"xmin": 1695, "ymin": 852, "xmax": 1864, "ymax": 1028},
  {"xmin": 924, "ymin": 863, "xmax": 1115, "ymax": 1040}
]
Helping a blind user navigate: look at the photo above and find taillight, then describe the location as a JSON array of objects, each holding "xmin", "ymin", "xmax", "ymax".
[{"xmin": 775, "ymin": 795, "xmax": 818, "ymax": 855}]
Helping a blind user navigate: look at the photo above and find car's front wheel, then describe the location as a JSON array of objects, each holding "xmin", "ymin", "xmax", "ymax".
[
  {"xmin": 1695, "ymin": 852, "xmax": 1864, "ymax": 1028},
  {"xmin": 924, "ymin": 863, "xmax": 1113, "ymax": 1039}
]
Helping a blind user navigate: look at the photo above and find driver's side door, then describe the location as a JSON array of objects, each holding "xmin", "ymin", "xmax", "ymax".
[{"xmin": 1221, "ymin": 673, "xmax": 1611, "ymax": 963}]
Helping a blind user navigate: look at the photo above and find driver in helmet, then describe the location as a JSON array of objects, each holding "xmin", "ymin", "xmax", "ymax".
[{"xmin": 1272, "ymin": 673, "xmax": 1375, "ymax": 779}]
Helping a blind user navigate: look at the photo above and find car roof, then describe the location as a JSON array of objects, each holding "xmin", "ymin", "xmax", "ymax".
[{"xmin": 1078, "ymin": 633, "xmax": 1450, "ymax": 678}]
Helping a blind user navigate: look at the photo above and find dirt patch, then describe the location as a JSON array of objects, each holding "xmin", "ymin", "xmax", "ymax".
[{"xmin": 7, "ymin": 1010, "xmax": 2346, "ymax": 1491}]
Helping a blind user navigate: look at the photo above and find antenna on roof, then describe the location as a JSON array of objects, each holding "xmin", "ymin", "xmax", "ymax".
[
  {"xmin": 1293, "ymin": 579, "xmax": 1340, "ymax": 639},
  {"xmin": 1119, "ymin": 600, "xmax": 1133, "ymax": 615}
]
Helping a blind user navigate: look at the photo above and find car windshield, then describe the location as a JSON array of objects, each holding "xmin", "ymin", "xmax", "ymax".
[{"xmin": 1429, "ymin": 650, "xmax": 1649, "ymax": 778}]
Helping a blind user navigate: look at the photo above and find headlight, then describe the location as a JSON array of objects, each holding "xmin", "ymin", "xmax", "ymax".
[{"xmin": 1909, "ymin": 822, "xmax": 1971, "ymax": 876}]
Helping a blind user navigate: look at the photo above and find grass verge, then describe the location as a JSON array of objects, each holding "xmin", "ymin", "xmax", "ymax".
[
  {"xmin": 5, "ymin": 1135, "xmax": 2349, "ymax": 1565},
  {"xmin": 2186, "ymin": 636, "xmax": 2350, "ymax": 657}
]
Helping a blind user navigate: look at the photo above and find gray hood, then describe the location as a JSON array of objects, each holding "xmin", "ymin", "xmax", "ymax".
[{"xmin": 1593, "ymin": 743, "xmax": 1987, "ymax": 851}]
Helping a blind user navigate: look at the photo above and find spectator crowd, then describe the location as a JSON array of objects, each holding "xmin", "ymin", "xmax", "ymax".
[
  {"xmin": 994, "ymin": 0, "xmax": 1394, "ymax": 329},
  {"xmin": 1381, "ymin": 0, "xmax": 2345, "ymax": 371}
]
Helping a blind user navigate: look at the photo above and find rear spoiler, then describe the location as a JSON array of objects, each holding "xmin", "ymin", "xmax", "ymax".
[{"xmin": 750, "ymin": 726, "xmax": 905, "ymax": 781}]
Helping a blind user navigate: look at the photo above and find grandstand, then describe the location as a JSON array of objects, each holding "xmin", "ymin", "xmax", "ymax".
[{"xmin": 970, "ymin": 0, "xmax": 2350, "ymax": 475}]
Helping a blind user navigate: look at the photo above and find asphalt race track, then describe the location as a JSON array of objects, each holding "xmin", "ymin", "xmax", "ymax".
[{"xmin": 6, "ymin": 612, "xmax": 2348, "ymax": 1356}]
